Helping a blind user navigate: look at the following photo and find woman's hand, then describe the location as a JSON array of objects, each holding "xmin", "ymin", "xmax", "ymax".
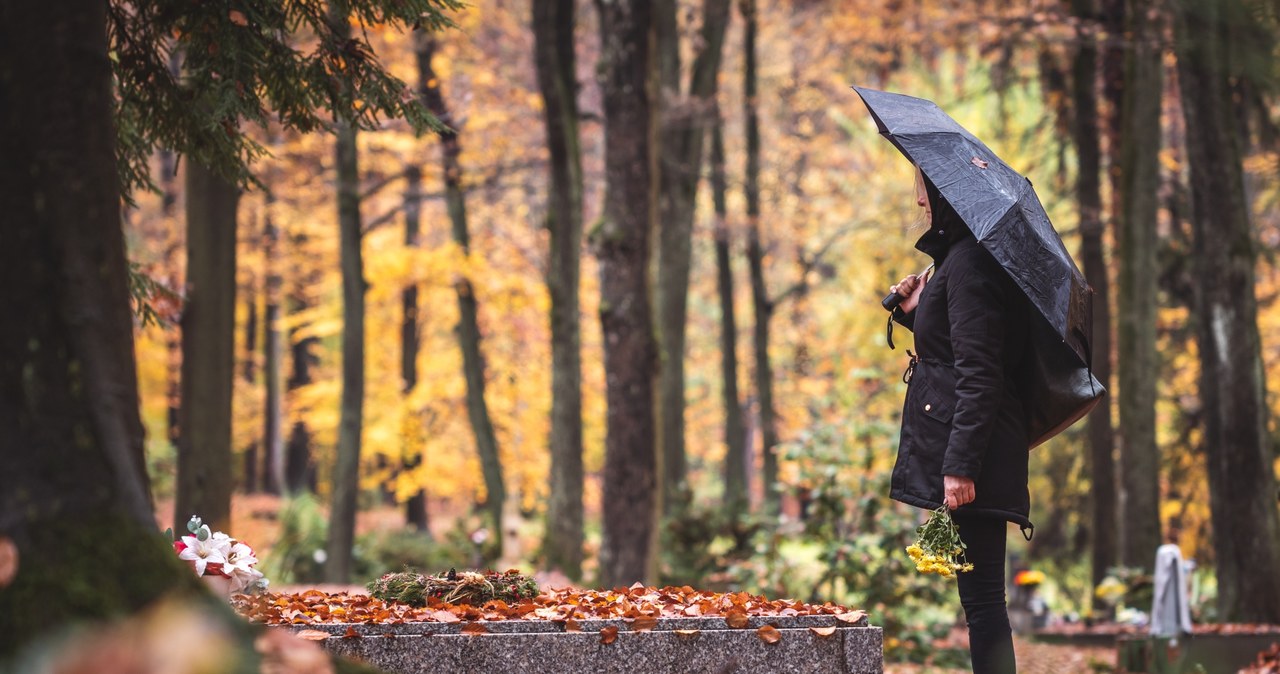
[
  {"xmin": 890, "ymin": 272, "xmax": 928, "ymax": 313},
  {"xmin": 944, "ymin": 475, "xmax": 975, "ymax": 510}
]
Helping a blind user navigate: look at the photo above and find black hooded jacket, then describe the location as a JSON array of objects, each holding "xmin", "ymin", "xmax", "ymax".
[{"xmin": 890, "ymin": 180, "xmax": 1034, "ymax": 532}]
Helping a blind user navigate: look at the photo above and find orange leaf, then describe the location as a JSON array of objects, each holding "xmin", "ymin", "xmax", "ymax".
[
  {"xmin": 461, "ymin": 622, "xmax": 489, "ymax": 636},
  {"xmin": 342, "ymin": 627, "xmax": 361, "ymax": 639},
  {"xmin": 599, "ymin": 625, "xmax": 619, "ymax": 645},
  {"xmin": 228, "ymin": 10, "xmax": 248, "ymax": 26},
  {"xmin": 296, "ymin": 630, "xmax": 329, "ymax": 642},
  {"xmin": 632, "ymin": 616, "xmax": 658, "ymax": 632},
  {"xmin": 757, "ymin": 625, "xmax": 782, "ymax": 644},
  {"xmin": 836, "ymin": 610, "xmax": 867, "ymax": 625},
  {"xmin": 674, "ymin": 629, "xmax": 700, "ymax": 638},
  {"xmin": 564, "ymin": 619, "xmax": 581, "ymax": 633},
  {"xmin": 725, "ymin": 610, "xmax": 749, "ymax": 629},
  {"xmin": 809, "ymin": 626, "xmax": 837, "ymax": 637}
]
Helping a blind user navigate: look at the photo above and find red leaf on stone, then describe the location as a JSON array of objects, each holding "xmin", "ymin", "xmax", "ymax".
[{"xmin": 342, "ymin": 627, "xmax": 361, "ymax": 639}]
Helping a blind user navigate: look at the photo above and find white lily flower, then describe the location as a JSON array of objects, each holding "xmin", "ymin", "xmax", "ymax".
[{"xmin": 178, "ymin": 534, "xmax": 227, "ymax": 576}]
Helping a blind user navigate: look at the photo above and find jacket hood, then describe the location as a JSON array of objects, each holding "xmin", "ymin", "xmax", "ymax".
[{"xmin": 914, "ymin": 174, "xmax": 972, "ymax": 262}]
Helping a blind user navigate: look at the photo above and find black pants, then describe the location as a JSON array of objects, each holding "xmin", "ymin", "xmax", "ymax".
[{"xmin": 955, "ymin": 514, "xmax": 1016, "ymax": 674}]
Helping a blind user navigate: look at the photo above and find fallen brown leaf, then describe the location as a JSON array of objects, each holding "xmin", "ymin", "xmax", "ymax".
[
  {"xmin": 836, "ymin": 610, "xmax": 866, "ymax": 625},
  {"xmin": 430, "ymin": 610, "xmax": 461, "ymax": 624},
  {"xmin": 342, "ymin": 627, "xmax": 361, "ymax": 639},
  {"xmin": 674, "ymin": 629, "xmax": 700, "ymax": 638},
  {"xmin": 295, "ymin": 630, "xmax": 329, "ymax": 642},
  {"xmin": 757, "ymin": 625, "xmax": 781, "ymax": 644},
  {"xmin": 0, "ymin": 538, "xmax": 17, "ymax": 588},
  {"xmin": 632, "ymin": 616, "xmax": 658, "ymax": 632},
  {"xmin": 725, "ymin": 610, "xmax": 750, "ymax": 629},
  {"xmin": 461, "ymin": 622, "xmax": 489, "ymax": 636},
  {"xmin": 564, "ymin": 619, "xmax": 581, "ymax": 633},
  {"xmin": 600, "ymin": 625, "xmax": 619, "ymax": 645},
  {"xmin": 810, "ymin": 626, "xmax": 837, "ymax": 637}
]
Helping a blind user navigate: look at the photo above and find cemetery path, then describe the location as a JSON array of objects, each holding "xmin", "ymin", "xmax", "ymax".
[{"xmin": 885, "ymin": 636, "xmax": 1115, "ymax": 674}]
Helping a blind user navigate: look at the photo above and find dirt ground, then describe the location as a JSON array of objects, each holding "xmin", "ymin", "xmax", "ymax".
[{"xmin": 884, "ymin": 637, "xmax": 1115, "ymax": 674}]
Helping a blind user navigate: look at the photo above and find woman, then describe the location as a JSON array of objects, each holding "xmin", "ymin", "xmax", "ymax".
[{"xmin": 888, "ymin": 169, "xmax": 1032, "ymax": 674}]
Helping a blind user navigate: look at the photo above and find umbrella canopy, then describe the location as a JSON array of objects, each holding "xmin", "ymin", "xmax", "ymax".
[
  {"xmin": 853, "ymin": 86, "xmax": 1092, "ymax": 367},
  {"xmin": 854, "ymin": 86, "xmax": 1103, "ymax": 447}
]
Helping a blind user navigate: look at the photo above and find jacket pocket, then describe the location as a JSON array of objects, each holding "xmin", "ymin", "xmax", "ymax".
[{"xmin": 914, "ymin": 377, "xmax": 954, "ymax": 424}]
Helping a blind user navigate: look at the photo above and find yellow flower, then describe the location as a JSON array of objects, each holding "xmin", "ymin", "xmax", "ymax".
[
  {"xmin": 906, "ymin": 545, "xmax": 924, "ymax": 560},
  {"xmin": 960, "ymin": 563, "xmax": 975, "ymax": 573}
]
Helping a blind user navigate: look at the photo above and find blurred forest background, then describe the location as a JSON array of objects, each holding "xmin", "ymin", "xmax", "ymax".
[{"xmin": 96, "ymin": 0, "xmax": 1280, "ymax": 663}]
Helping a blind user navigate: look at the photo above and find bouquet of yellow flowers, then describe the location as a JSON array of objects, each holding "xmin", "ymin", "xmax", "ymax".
[{"xmin": 905, "ymin": 506, "xmax": 974, "ymax": 579}]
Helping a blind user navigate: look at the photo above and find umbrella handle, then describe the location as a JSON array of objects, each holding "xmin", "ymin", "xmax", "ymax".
[{"xmin": 882, "ymin": 263, "xmax": 934, "ymax": 312}]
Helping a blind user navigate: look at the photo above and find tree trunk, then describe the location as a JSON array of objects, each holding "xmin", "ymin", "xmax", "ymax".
[
  {"xmin": 1175, "ymin": 0, "xmax": 1280, "ymax": 623},
  {"xmin": 742, "ymin": 0, "xmax": 779, "ymax": 515},
  {"xmin": 263, "ymin": 191, "xmax": 285, "ymax": 495},
  {"xmin": 1115, "ymin": 0, "xmax": 1162, "ymax": 571},
  {"xmin": 0, "ymin": 0, "xmax": 191, "ymax": 647},
  {"xmin": 712, "ymin": 119, "xmax": 747, "ymax": 513},
  {"xmin": 1101, "ymin": 0, "xmax": 1125, "ymax": 227},
  {"xmin": 175, "ymin": 160, "xmax": 239, "ymax": 535},
  {"xmin": 324, "ymin": 4, "xmax": 366, "ymax": 584},
  {"xmin": 594, "ymin": 0, "xmax": 659, "ymax": 587},
  {"xmin": 416, "ymin": 32, "xmax": 506, "ymax": 550},
  {"xmin": 1070, "ymin": 0, "xmax": 1118, "ymax": 605},
  {"xmin": 286, "ymin": 319, "xmax": 319, "ymax": 494},
  {"xmin": 242, "ymin": 284, "xmax": 259, "ymax": 493},
  {"xmin": 285, "ymin": 236, "xmax": 319, "ymax": 494},
  {"xmin": 533, "ymin": 0, "xmax": 585, "ymax": 579},
  {"xmin": 654, "ymin": 0, "xmax": 732, "ymax": 512},
  {"xmin": 400, "ymin": 165, "xmax": 431, "ymax": 533}
]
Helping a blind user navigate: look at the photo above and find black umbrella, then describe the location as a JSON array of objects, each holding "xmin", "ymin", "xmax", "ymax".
[{"xmin": 853, "ymin": 86, "xmax": 1104, "ymax": 448}]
